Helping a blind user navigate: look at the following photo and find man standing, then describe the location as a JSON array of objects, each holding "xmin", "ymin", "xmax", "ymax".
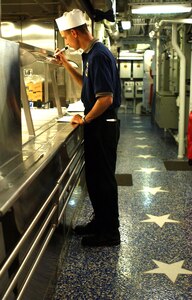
[{"xmin": 55, "ymin": 9, "xmax": 121, "ymax": 247}]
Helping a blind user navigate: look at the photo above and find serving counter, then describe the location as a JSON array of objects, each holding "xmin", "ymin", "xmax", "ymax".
[{"xmin": 0, "ymin": 121, "xmax": 85, "ymax": 299}]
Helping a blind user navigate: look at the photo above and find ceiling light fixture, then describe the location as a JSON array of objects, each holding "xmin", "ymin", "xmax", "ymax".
[{"xmin": 132, "ymin": 5, "xmax": 191, "ymax": 14}]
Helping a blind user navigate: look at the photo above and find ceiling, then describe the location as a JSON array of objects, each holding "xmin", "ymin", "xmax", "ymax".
[{"xmin": 0, "ymin": 0, "xmax": 191, "ymax": 47}]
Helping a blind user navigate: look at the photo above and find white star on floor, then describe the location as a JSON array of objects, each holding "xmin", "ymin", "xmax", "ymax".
[
  {"xmin": 139, "ymin": 186, "xmax": 169, "ymax": 195},
  {"xmin": 136, "ymin": 155, "xmax": 155, "ymax": 159},
  {"xmin": 136, "ymin": 167, "xmax": 161, "ymax": 174},
  {"xmin": 144, "ymin": 260, "xmax": 192, "ymax": 283},
  {"xmin": 136, "ymin": 137, "xmax": 147, "ymax": 140},
  {"xmin": 140, "ymin": 214, "xmax": 180, "ymax": 227},
  {"xmin": 135, "ymin": 145, "xmax": 151, "ymax": 149}
]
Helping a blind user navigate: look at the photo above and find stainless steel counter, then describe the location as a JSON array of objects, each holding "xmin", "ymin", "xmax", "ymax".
[
  {"xmin": 0, "ymin": 119, "xmax": 85, "ymax": 299},
  {"xmin": 0, "ymin": 121, "xmax": 78, "ymax": 213}
]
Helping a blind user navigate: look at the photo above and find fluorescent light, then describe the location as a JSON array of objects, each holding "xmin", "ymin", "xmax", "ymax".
[
  {"xmin": 132, "ymin": 5, "xmax": 191, "ymax": 14},
  {"xmin": 121, "ymin": 21, "xmax": 131, "ymax": 30}
]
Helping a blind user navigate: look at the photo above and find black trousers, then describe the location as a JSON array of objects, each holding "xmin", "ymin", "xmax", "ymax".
[{"xmin": 84, "ymin": 111, "xmax": 120, "ymax": 233}]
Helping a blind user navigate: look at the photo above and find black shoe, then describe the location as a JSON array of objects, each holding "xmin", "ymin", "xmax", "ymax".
[
  {"xmin": 81, "ymin": 231, "xmax": 120, "ymax": 247},
  {"xmin": 74, "ymin": 218, "xmax": 97, "ymax": 235}
]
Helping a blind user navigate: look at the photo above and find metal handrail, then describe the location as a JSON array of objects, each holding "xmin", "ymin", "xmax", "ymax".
[
  {"xmin": 57, "ymin": 140, "xmax": 84, "ymax": 185},
  {"xmin": 2, "ymin": 205, "xmax": 57, "ymax": 300},
  {"xmin": 58, "ymin": 158, "xmax": 85, "ymax": 223},
  {"xmin": 58, "ymin": 152, "xmax": 84, "ymax": 201},
  {"xmin": 17, "ymin": 226, "xmax": 55, "ymax": 300},
  {"xmin": 0, "ymin": 184, "xmax": 59, "ymax": 279}
]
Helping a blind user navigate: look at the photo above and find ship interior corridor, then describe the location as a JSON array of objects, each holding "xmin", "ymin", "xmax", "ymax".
[{"xmin": 50, "ymin": 111, "xmax": 192, "ymax": 300}]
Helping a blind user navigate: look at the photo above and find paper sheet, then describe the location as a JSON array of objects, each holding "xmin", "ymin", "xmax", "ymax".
[
  {"xmin": 57, "ymin": 115, "xmax": 73, "ymax": 123},
  {"xmin": 67, "ymin": 100, "xmax": 84, "ymax": 112}
]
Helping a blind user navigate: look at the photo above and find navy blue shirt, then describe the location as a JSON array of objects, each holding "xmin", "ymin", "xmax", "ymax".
[{"xmin": 81, "ymin": 41, "xmax": 121, "ymax": 115}]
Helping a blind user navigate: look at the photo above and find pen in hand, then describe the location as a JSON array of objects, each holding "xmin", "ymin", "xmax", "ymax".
[
  {"xmin": 46, "ymin": 46, "xmax": 69, "ymax": 63},
  {"xmin": 54, "ymin": 46, "xmax": 68, "ymax": 57}
]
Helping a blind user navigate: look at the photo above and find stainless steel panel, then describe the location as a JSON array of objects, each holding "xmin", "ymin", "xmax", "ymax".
[
  {"xmin": 133, "ymin": 61, "xmax": 143, "ymax": 78},
  {"xmin": 21, "ymin": 22, "xmax": 55, "ymax": 51},
  {"xmin": 0, "ymin": 38, "xmax": 21, "ymax": 167},
  {"xmin": 1, "ymin": 21, "xmax": 55, "ymax": 52},
  {"xmin": 120, "ymin": 62, "xmax": 131, "ymax": 78},
  {"xmin": 1, "ymin": 21, "xmax": 21, "ymax": 43}
]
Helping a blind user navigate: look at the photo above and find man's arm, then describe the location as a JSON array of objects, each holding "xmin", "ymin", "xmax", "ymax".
[
  {"xmin": 71, "ymin": 95, "xmax": 113, "ymax": 125},
  {"xmin": 54, "ymin": 50, "xmax": 83, "ymax": 87}
]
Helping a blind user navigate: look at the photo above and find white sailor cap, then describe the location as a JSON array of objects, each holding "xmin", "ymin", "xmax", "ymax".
[{"xmin": 55, "ymin": 9, "xmax": 86, "ymax": 31}]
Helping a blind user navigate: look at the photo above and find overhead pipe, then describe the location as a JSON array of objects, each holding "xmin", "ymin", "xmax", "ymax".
[
  {"xmin": 158, "ymin": 19, "xmax": 192, "ymax": 27},
  {"xmin": 75, "ymin": 0, "xmax": 117, "ymax": 38},
  {"xmin": 75, "ymin": 0, "xmax": 95, "ymax": 20},
  {"xmin": 156, "ymin": 18, "xmax": 192, "ymax": 158},
  {"xmin": 75, "ymin": 0, "xmax": 115, "ymax": 21}
]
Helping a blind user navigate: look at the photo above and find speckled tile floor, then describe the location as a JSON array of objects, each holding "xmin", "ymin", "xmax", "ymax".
[{"xmin": 53, "ymin": 113, "xmax": 192, "ymax": 300}]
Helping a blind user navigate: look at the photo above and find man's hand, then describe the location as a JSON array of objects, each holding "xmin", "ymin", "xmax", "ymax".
[
  {"xmin": 71, "ymin": 114, "xmax": 84, "ymax": 125},
  {"xmin": 54, "ymin": 48, "xmax": 68, "ymax": 66}
]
